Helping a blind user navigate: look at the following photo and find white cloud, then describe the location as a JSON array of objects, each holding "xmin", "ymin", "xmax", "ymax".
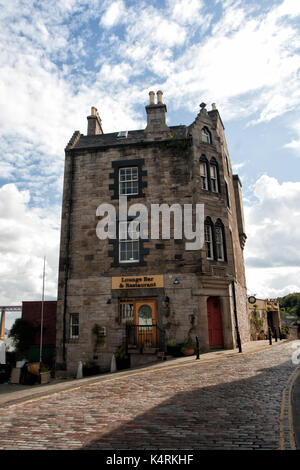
[
  {"xmin": 244, "ymin": 175, "xmax": 300, "ymax": 296},
  {"xmin": 0, "ymin": 184, "xmax": 60, "ymax": 305},
  {"xmin": 100, "ymin": 0, "xmax": 125, "ymax": 28}
]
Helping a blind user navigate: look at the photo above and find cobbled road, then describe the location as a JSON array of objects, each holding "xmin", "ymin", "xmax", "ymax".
[{"xmin": 0, "ymin": 342, "xmax": 299, "ymax": 450}]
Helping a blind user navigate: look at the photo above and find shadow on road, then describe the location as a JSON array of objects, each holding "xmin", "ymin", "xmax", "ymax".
[{"xmin": 80, "ymin": 359, "xmax": 296, "ymax": 450}]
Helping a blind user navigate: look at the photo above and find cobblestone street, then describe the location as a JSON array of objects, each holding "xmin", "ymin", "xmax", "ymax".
[{"xmin": 0, "ymin": 341, "xmax": 299, "ymax": 450}]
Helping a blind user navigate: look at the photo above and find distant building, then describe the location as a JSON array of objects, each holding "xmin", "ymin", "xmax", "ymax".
[
  {"xmin": 22, "ymin": 301, "xmax": 57, "ymax": 363},
  {"xmin": 56, "ymin": 92, "xmax": 250, "ymax": 375},
  {"xmin": 248, "ymin": 298, "xmax": 281, "ymax": 339}
]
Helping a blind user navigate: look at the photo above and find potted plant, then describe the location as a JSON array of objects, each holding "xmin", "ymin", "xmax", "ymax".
[
  {"xmin": 114, "ymin": 344, "xmax": 130, "ymax": 370},
  {"xmin": 180, "ymin": 337, "xmax": 195, "ymax": 356},
  {"xmin": 82, "ymin": 361, "xmax": 100, "ymax": 377},
  {"xmin": 257, "ymin": 331, "xmax": 265, "ymax": 340},
  {"xmin": 281, "ymin": 325, "xmax": 290, "ymax": 339},
  {"xmin": 39, "ymin": 364, "xmax": 51, "ymax": 384},
  {"xmin": 166, "ymin": 339, "xmax": 182, "ymax": 357}
]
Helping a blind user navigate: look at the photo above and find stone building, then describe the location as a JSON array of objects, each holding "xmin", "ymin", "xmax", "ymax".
[
  {"xmin": 248, "ymin": 298, "xmax": 281, "ymax": 340},
  {"xmin": 56, "ymin": 91, "xmax": 250, "ymax": 374}
]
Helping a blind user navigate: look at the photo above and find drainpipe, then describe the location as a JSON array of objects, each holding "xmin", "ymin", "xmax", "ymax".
[{"xmin": 231, "ymin": 280, "xmax": 242, "ymax": 353}]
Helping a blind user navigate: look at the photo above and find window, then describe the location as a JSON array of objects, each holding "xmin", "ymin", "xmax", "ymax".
[
  {"xmin": 225, "ymin": 155, "xmax": 230, "ymax": 175},
  {"xmin": 117, "ymin": 130, "xmax": 128, "ymax": 138},
  {"xmin": 119, "ymin": 300, "xmax": 134, "ymax": 324},
  {"xmin": 119, "ymin": 167, "xmax": 139, "ymax": 196},
  {"xmin": 205, "ymin": 224, "xmax": 214, "ymax": 260},
  {"xmin": 210, "ymin": 164, "xmax": 219, "ymax": 192},
  {"xmin": 200, "ymin": 162, "xmax": 208, "ymax": 190},
  {"xmin": 225, "ymin": 181, "xmax": 230, "ymax": 208},
  {"xmin": 215, "ymin": 219, "xmax": 227, "ymax": 262},
  {"xmin": 70, "ymin": 313, "xmax": 79, "ymax": 339},
  {"xmin": 201, "ymin": 127, "xmax": 211, "ymax": 144},
  {"xmin": 215, "ymin": 226, "xmax": 224, "ymax": 261},
  {"xmin": 119, "ymin": 221, "xmax": 140, "ymax": 263}
]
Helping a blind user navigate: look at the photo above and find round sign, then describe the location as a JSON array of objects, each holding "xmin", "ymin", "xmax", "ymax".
[{"xmin": 248, "ymin": 296, "xmax": 256, "ymax": 304}]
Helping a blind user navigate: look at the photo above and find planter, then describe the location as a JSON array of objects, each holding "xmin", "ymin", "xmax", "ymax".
[
  {"xmin": 182, "ymin": 348, "xmax": 195, "ymax": 356},
  {"xmin": 83, "ymin": 365, "xmax": 100, "ymax": 376},
  {"xmin": 116, "ymin": 357, "xmax": 130, "ymax": 370},
  {"xmin": 40, "ymin": 371, "xmax": 50, "ymax": 384},
  {"xmin": 167, "ymin": 345, "xmax": 183, "ymax": 357}
]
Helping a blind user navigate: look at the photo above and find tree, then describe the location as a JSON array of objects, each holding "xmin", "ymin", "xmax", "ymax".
[{"xmin": 8, "ymin": 319, "xmax": 39, "ymax": 360}]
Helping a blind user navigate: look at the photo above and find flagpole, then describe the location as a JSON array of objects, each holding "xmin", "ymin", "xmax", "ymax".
[{"xmin": 39, "ymin": 256, "xmax": 46, "ymax": 364}]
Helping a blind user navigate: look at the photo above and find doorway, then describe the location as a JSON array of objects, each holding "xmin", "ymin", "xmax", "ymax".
[
  {"xmin": 207, "ymin": 296, "xmax": 224, "ymax": 348},
  {"xmin": 119, "ymin": 298, "xmax": 158, "ymax": 348}
]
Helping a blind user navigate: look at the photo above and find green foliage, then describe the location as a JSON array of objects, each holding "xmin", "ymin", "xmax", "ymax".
[
  {"xmin": 8, "ymin": 319, "xmax": 39, "ymax": 359},
  {"xmin": 166, "ymin": 338, "xmax": 177, "ymax": 347},
  {"xmin": 250, "ymin": 305, "xmax": 264, "ymax": 333},
  {"xmin": 281, "ymin": 325, "xmax": 290, "ymax": 337},
  {"xmin": 114, "ymin": 344, "xmax": 128, "ymax": 360},
  {"xmin": 181, "ymin": 337, "xmax": 194, "ymax": 353},
  {"xmin": 278, "ymin": 293, "xmax": 300, "ymax": 318}
]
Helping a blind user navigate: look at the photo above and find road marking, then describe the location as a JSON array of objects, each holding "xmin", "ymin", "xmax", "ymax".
[{"xmin": 279, "ymin": 365, "xmax": 300, "ymax": 450}]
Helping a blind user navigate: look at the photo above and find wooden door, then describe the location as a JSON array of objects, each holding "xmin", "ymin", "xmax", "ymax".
[
  {"xmin": 134, "ymin": 299, "xmax": 158, "ymax": 348},
  {"xmin": 207, "ymin": 297, "xmax": 224, "ymax": 348}
]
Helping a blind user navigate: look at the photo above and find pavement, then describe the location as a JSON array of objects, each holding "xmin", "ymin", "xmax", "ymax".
[{"xmin": 0, "ymin": 338, "xmax": 299, "ymax": 450}]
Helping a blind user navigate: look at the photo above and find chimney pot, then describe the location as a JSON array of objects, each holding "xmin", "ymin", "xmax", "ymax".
[
  {"xmin": 149, "ymin": 91, "xmax": 155, "ymax": 105},
  {"xmin": 212, "ymin": 103, "xmax": 217, "ymax": 110},
  {"xmin": 157, "ymin": 90, "xmax": 163, "ymax": 104}
]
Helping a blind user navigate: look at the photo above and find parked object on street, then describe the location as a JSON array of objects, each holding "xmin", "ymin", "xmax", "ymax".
[{"xmin": 76, "ymin": 361, "xmax": 83, "ymax": 379}]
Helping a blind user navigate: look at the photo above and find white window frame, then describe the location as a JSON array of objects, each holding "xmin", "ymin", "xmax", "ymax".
[
  {"xmin": 70, "ymin": 313, "xmax": 79, "ymax": 339},
  {"xmin": 205, "ymin": 224, "xmax": 214, "ymax": 260},
  {"xmin": 119, "ymin": 221, "xmax": 140, "ymax": 263},
  {"xmin": 119, "ymin": 167, "xmax": 139, "ymax": 196},
  {"xmin": 120, "ymin": 302, "xmax": 134, "ymax": 324},
  {"xmin": 215, "ymin": 226, "xmax": 224, "ymax": 261},
  {"xmin": 200, "ymin": 162, "xmax": 208, "ymax": 190},
  {"xmin": 210, "ymin": 164, "xmax": 219, "ymax": 193}
]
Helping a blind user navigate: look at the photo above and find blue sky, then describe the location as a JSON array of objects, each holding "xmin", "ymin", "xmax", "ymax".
[{"xmin": 0, "ymin": 0, "xmax": 300, "ymax": 329}]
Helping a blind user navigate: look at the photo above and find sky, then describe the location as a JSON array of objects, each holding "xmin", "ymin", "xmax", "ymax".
[{"xmin": 0, "ymin": 0, "xmax": 300, "ymax": 329}]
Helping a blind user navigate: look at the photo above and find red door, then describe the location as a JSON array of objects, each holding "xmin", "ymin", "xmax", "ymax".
[{"xmin": 207, "ymin": 297, "xmax": 224, "ymax": 348}]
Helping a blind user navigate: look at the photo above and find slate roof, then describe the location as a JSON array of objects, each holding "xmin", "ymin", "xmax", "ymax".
[{"xmin": 74, "ymin": 125, "xmax": 189, "ymax": 150}]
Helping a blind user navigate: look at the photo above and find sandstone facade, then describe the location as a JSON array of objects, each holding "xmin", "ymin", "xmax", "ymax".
[{"xmin": 56, "ymin": 92, "xmax": 251, "ymax": 375}]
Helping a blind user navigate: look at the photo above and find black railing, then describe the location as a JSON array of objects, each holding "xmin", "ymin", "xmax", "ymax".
[{"xmin": 126, "ymin": 323, "xmax": 165, "ymax": 351}]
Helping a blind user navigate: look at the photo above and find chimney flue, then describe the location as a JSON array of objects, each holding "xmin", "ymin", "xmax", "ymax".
[
  {"xmin": 149, "ymin": 91, "xmax": 155, "ymax": 105},
  {"xmin": 157, "ymin": 90, "xmax": 163, "ymax": 104}
]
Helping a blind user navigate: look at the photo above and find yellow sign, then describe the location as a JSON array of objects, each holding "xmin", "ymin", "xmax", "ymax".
[{"xmin": 112, "ymin": 275, "xmax": 164, "ymax": 290}]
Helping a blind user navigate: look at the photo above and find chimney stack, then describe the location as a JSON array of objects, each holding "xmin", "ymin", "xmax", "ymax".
[
  {"xmin": 87, "ymin": 106, "xmax": 103, "ymax": 135},
  {"xmin": 145, "ymin": 90, "xmax": 169, "ymax": 139}
]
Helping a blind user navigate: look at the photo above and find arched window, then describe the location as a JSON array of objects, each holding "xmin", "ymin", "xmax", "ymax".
[
  {"xmin": 204, "ymin": 217, "xmax": 214, "ymax": 260},
  {"xmin": 201, "ymin": 127, "xmax": 212, "ymax": 144},
  {"xmin": 200, "ymin": 155, "xmax": 209, "ymax": 190},
  {"xmin": 215, "ymin": 219, "xmax": 227, "ymax": 262}
]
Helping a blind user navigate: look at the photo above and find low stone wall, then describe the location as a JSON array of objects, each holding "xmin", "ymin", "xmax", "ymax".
[{"xmin": 289, "ymin": 326, "xmax": 300, "ymax": 340}]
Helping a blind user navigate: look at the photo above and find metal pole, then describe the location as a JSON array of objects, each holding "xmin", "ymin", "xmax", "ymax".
[
  {"xmin": 268, "ymin": 327, "xmax": 272, "ymax": 345},
  {"xmin": 231, "ymin": 281, "xmax": 242, "ymax": 353},
  {"xmin": 39, "ymin": 256, "xmax": 46, "ymax": 364},
  {"xmin": 195, "ymin": 336, "xmax": 200, "ymax": 360}
]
